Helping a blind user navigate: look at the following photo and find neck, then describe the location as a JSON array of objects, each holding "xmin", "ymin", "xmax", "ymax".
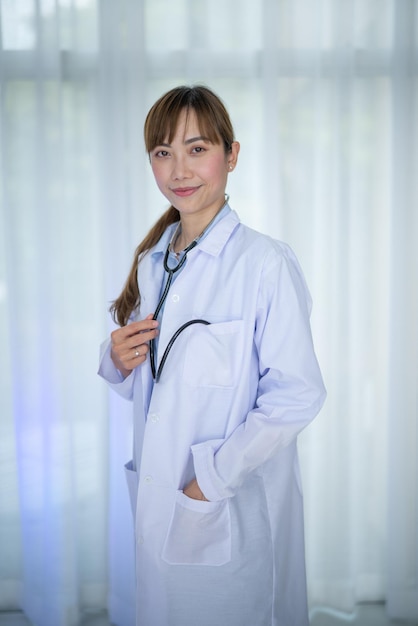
[
  {"xmin": 174, "ymin": 196, "xmax": 229, "ymax": 252},
  {"xmin": 174, "ymin": 223, "xmax": 200, "ymax": 252},
  {"xmin": 175, "ymin": 217, "xmax": 213, "ymax": 252}
]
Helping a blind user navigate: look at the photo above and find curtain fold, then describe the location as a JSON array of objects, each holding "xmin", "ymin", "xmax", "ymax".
[
  {"xmin": 0, "ymin": 1, "xmax": 417, "ymax": 625},
  {"xmin": 386, "ymin": 1, "xmax": 418, "ymax": 619}
]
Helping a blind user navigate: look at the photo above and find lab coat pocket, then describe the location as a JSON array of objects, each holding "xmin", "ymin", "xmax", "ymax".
[
  {"xmin": 162, "ymin": 490, "xmax": 231, "ymax": 566},
  {"xmin": 182, "ymin": 319, "xmax": 244, "ymax": 388},
  {"xmin": 124, "ymin": 460, "xmax": 139, "ymax": 517}
]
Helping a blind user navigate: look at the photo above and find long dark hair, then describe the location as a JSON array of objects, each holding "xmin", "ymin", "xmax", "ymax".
[{"xmin": 110, "ymin": 85, "xmax": 235, "ymax": 326}]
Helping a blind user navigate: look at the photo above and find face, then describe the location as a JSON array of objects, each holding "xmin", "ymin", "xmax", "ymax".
[{"xmin": 150, "ymin": 109, "xmax": 239, "ymax": 225}]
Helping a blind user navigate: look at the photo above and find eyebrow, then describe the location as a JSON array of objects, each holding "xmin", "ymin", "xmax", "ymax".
[{"xmin": 159, "ymin": 136, "xmax": 211, "ymax": 147}]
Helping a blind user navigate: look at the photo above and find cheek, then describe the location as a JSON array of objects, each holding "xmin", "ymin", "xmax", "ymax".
[
  {"xmin": 151, "ymin": 163, "xmax": 166, "ymax": 189},
  {"xmin": 203, "ymin": 157, "xmax": 228, "ymax": 186}
]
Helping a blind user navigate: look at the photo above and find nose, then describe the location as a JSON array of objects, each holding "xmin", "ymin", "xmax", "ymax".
[{"xmin": 171, "ymin": 156, "xmax": 192, "ymax": 180}]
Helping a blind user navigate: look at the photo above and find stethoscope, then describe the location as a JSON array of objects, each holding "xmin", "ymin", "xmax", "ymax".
[{"xmin": 149, "ymin": 198, "xmax": 229, "ymax": 383}]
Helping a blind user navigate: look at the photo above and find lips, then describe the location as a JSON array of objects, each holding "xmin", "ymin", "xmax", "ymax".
[{"xmin": 171, "ymin": 186, "xmax": 200, "ymax": 197}]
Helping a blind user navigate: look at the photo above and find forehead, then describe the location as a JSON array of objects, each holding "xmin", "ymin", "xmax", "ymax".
[
  {"xmin": 158, "ymin": 106, "xmax": 221, "ymax": 147},
  {"xmin": 162, "ymin": 108, "xmax": 214, "ymax": 145},
  {"xmin": 164, "ymin": 109, "xmax": 199, "ymax": 140}
]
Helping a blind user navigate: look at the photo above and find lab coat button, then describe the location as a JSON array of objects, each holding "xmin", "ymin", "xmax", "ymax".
[
  {"xmin": 144, "ymin": 475, "xmax": 153, "ymax": 484},
  {"xmin": 150, "ymin": 412, "xmax": 160, "ymax": 423},
  {"xmin": 172, "ymin": 294, "xmax": 180, "ymax": 302}
]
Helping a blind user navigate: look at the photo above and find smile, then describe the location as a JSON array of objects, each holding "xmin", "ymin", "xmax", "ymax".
[{"xmin": 171, "ymin": 186, "xmax": 201, "ymax": 197}]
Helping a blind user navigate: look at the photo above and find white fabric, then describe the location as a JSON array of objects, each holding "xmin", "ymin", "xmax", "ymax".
[
  {"xmin": 1, "ymin": 1, "xmax": 417, "ymax": 625},
  {"xmin": 98, "ymin": 210, "xmax": 326, "ymax": 626}
]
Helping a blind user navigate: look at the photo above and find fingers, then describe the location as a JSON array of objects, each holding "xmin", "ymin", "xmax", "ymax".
[
  {"xmin": 110, "ymin": 317, "xmax": 159, "ymax": 373},
  {"xmin": 111, "ymin": 317, "xmax": 159, "ymax": 345},
  {"xmin": 128, "ymin": 342, "xmax": 149, "ymax": 363}
]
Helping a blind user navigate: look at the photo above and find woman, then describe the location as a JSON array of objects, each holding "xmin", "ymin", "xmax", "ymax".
[{"xmin": 98, "ymin": 85, "xmax": 326, "ymax": 626}]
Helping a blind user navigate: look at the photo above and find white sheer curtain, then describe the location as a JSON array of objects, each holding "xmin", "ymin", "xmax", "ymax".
[{"xmin": 0, "ymin": 1, "xmax": 417, "ymax": 625}]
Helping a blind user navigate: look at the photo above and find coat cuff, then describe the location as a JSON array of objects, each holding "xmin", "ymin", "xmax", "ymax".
[
  {"xmin": 97, "ymin": 338, "xmax": 135, "ymax": 399},
  {"xmin": 191, "ymin": 439, "xmax": 232, "ymax": 502}
]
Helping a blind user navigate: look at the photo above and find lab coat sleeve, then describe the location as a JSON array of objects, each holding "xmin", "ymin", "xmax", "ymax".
[
  {"xmin": 191, "ymin": 246, "xmax": 326, "ymax": 502},
  {"xmin": 97, "ymin": 337, "xmax": 135, "ymax": 401}
]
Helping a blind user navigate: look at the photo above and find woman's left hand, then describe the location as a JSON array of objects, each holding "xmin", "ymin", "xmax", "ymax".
[{"xmin": 183, "ymin": 478, "xmax": 208, "ymax": 501}]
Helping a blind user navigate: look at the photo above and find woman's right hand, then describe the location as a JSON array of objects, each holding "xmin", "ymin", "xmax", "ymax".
[{"xmin": 110, "ymin": 314, "xmax": 159, "ymax": 379}]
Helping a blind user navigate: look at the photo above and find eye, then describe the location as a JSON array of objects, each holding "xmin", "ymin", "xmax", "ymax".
[
  {"xmin": 191, "ymin": 146, "xmax": 206, "ymax": 154},
  {"xmin": 154, "ymin": 149, "xmax": 170, "ymax": 158}
]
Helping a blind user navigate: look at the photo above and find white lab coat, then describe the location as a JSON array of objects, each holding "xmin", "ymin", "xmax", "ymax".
[{"xmin": 99, "ymin": 209, "xmax": 326, "ymax": 626}]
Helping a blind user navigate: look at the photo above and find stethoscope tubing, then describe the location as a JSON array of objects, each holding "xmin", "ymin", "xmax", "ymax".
[
  {"xmin": 152, "ymin": 319, "xmax": 210, "ymax": 383},
  {"xmin": 149, "ymin": 237, "xmax": 210, "ymax": 382},
  {"xmin": 149, "ymin": 198, "xmax": 230, "ymax": 382}
]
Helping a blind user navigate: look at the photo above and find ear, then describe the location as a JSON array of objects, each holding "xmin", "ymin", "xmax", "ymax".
[{"xmin": 227, "ymin": 141, "xmax": 240, "ymax": 172}]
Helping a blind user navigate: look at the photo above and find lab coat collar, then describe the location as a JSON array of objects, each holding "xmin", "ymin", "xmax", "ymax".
[
  {"xmin": 150, "ymin": 206, "xmax": 240, "ymax": 259},
  {"xmin": 151, "ymin": 222, "xmax": 178, "ymax": 258},
  {"xmin": 198, "ymin": 208, "xmax": 240, "ymax": 256}
]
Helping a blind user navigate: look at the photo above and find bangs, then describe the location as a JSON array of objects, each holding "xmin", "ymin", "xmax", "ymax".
[{"xmin": 144, "ymin": 86, "xmax": 234, "ymax": 153}]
